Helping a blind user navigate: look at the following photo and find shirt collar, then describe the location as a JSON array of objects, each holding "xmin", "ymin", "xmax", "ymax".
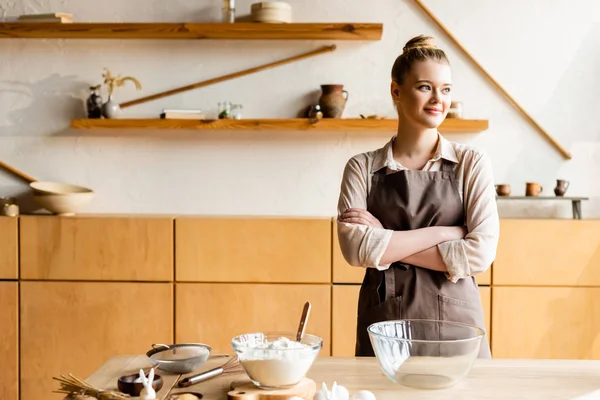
[{"xmin": 372, "ymin": 132, "xmax": 459, "ymax": 172}]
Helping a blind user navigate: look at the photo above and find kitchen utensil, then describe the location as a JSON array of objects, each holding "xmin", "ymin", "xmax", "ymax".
[
  {"xmin": 296, "ymin": 301, "xmax": 311, "ymax": 342},
  {"xmin": 228, "ymin": 377, "xmax": 316, "ymax": 400},
  {"xmin": 0, "ymin": 160, "xmax": 95, "ymax": 214},
  {"xmin": 411, "ymin": 0, "xmax": 571, "ymax": 160},
  {"xmin": 525, "ymin": 182, "xmax": 543, "ymax": 197},
  {"xmin": 232, "ymin": 332, "xmax": 322, "ymax": 389},
  {"xmin": 120, "ymin": 45, "xmax": 336, "ymax": 109},
  {"xmin": 368, "ymin": 319, "xmax": 483, "ymax": 389},
  {"xmin": 177, "ymin": 355, "xmax": 243, "ymax": 387},
  {"xmin": 146, "ymin": 343, "xmax": 211, "ymax": 374},
  {"xmin": 117, "ymin": 371, "xmax": 163, "ymax": 396}
]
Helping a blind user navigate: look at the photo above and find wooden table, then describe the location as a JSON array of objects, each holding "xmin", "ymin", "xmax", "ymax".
[{"xmin": 81, "ymin": 355, "xmax": 600, "ymax": 400}]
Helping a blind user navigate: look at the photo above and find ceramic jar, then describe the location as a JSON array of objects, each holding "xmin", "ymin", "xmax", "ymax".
[{"xmin": 318, "ymin": 84, "xmax": 349, "ymax": 119}]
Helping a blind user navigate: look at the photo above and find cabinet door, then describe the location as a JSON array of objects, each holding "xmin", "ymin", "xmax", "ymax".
[
  {"xmin": 494, "ymin": 220, "xmax": 600, "ymax": 286},
  {"xmin": 333, "ymin": 219, "xmax": 492, "ymax": 285},
  {"xmin": 331, "ymin": 285, "xmax": 360, "ymax": 356},
  {"xmin": 0, "ymin": 282, "xmax": 18, "ymax": 400},
  {"xmin": 20, "ymin": 216, "xmax": 173, "ymax": 281},
  {"xmin": 0, "ymin": 217, "xmax": 18, "ymax": 279},
  {"xmin": 492, "ymin": 287, "xmax": 600, "ymax": 359},
  {"xmin": 176, "ymin": 218, "xmax": 331, "ymax": 283},
  {"xmin": 176, "ymin": 283, "xmax": 331, "ymax": 355},
  {"xmin": 20, "ymin": 282, "xmax": 173, "ymax": 400},
  {"xmin": 332, "ymin": 285, "xmax": 492, "ymax": 357}
]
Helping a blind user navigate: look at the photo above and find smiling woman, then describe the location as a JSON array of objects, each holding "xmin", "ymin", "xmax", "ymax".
[{"xmin": 336, "ymin": 35, "xmax": 500, "ymax": 358}]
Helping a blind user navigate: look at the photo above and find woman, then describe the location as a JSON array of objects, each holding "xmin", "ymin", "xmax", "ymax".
[{"xmin": 337, "ymin": 35, "xmax": 499, "ymax": 358}]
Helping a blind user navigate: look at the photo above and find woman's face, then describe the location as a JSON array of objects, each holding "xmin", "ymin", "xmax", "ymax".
[{"xmin": 391, "ymin": 59, "xmax": 452, "ymax": 129}]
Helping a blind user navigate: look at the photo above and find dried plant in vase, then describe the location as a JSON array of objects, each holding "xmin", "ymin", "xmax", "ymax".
[
  {"xmin": 101, "ymin": 68, "xmax": 142, "ymax": 119},
  {"xmin": 53, "ymin": 373, "xmax": 130, "ymax": 399}
]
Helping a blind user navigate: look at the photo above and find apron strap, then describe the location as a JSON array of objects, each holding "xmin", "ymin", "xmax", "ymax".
[{"xmin": 383, "ymin": 267, "xmax": 396, "ymax": 302}]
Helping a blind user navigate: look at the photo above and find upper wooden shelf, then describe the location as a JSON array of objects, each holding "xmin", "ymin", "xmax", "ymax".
[
  {"xmin": 0, "ymin": 22, "xmax": 383, "ymax": 40},
  {"xmin": 70, "ymin": 118, "xmax": 488, "ymax": 133}
]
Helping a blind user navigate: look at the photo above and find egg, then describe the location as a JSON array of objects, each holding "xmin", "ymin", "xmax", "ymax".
[{"xmin": 353, "ymin": 390, "xmax": 376, "ymax": 400}]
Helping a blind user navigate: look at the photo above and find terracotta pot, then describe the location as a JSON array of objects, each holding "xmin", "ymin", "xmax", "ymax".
[
  {"xmin": 318, "ymin": 84, "xmax": 349, "ymax": 118},
  {"xmin": 495, "ymin": 184, "xmax": 511, "ymax": 197},
  {"xmin": 554, "ymin": 179, "xmax": 569, "ymax": 197}
]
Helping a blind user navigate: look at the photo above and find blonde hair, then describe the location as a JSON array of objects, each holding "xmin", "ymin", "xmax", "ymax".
[{"xmin": 391, "ymin": 35, "xmax": 449, "ymax": 84}]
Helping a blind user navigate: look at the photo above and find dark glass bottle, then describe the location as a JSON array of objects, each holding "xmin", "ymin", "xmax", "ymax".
[{"xmin": 86, "ymin": 85, "xmax": 103, "ymax": 119}]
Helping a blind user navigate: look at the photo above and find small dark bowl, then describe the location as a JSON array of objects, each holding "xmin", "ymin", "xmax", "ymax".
[{"xmin": 117, "ymin": 372, "xmax": 164, "ymax": 396}]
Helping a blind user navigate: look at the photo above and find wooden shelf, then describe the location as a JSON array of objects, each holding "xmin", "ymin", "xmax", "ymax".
[
  {"xmin": 0, "ymin": 22, "xmax": 382, "ymax": 40},
  {"xmin": 70, "ymin": 118, "xmax": 488, "ymax": 132}
]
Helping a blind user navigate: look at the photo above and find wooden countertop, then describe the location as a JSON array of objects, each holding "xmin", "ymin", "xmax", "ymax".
[{"xmin": 78, "ymin": 355, "xmax": 600, "ymax": 400}]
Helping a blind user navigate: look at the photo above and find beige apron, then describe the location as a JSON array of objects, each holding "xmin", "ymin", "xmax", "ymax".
[{"xmin": 355, "ymin": 159, "xmax": 491, "ymax": 358}]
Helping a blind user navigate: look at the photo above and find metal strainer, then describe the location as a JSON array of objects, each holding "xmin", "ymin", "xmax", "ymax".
[{"xmin": 146, "ymin": 343, "xmax": 211, "ymax": 374}]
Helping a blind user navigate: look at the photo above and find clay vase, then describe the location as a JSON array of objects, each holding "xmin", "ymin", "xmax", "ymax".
[
  {"xmin": 554, "ymin": 179, "xmax": 570, "ymax": 197},
  {"xmin": 495, "ymin": 184, "xmax": 511, "ymax": 197},
  {"xmin": 525, "ymin": 182, "xmax": 543, "ymax": 197},
  {"xmin": 318, "ymin": 84, "xmax": 349, "ymax": 118}
]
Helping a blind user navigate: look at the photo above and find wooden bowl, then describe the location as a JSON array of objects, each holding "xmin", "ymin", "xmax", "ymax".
[{"xmin": 117, "ymin": 372, "xmax": 164, "ymax": 396}]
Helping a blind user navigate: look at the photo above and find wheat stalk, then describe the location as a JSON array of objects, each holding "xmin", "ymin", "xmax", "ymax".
[
  {"xmin": 102, "ymin": 68, "xmax": 142, "ymax": 97},
  {"xmin": 53, "ymin": 373, "xmax": 130, "ymax": 400}
]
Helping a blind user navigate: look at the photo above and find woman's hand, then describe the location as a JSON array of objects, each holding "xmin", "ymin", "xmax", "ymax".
[{"xmin": 339, "ymin": 208, "xmax": 384, "ymax": 229}]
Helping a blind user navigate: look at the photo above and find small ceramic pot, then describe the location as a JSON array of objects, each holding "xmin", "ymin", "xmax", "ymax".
[
  {"xmin": 117, "ymin": 372, "xmax": 163, "ymax": 396},
  {"xmin": 495, "ymin": 184, "xmax": 511, "ymax": 197},
  {"xmin": 554, "ymin": 179, "xmax": 569, "ymax": 197}
]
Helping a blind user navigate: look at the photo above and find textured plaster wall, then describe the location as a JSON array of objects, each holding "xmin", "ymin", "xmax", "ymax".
[{"xmin": 1, "ymin": 0, "xmax": 599, "ymax": 218}]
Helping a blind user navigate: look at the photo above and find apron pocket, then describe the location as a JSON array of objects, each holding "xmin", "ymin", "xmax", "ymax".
[
  {"xmin": 358, "ymin": 295, "xmax": 403, "ymax": 327},
  {"xmin": 437, "ymin": 294, "xmax": 479, "ymax": 323}
]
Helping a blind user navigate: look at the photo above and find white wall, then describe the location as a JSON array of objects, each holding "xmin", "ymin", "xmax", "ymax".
[{"xmin": 1, "ymin": 0, "xmax": 599, "ymax": 218}]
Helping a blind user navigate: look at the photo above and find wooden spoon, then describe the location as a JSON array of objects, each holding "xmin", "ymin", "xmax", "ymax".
[{"xmin": 295, "ymin": 301, "xmax": 312, "ymax": 342}]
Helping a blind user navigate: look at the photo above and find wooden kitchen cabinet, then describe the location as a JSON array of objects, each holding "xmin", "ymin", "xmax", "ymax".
[
  {"xmin": 20, "ymin": 282, "xmax": 173, "ymax": 400},
  {"xmin": 0, "ymin": 282, "xmax": 18, "ymax": 400},
  {"xmin": 494, "ymin": 219, "xmax": 600, "ymax": 286},
  {"xmin": 331, "ymin": 285, "xmax": 492, "ymax": 357},
  {"xmin": 175, "ymin": 283, "xmax": 331, "ymax": 355},
  {"xmin": 176, "ymin": 217, "xmax": 331, "ymax": 283},
  {"xmin": 0, "ymin": 217, "xmax": 18, "ymax": 279},
  {"xmin": 332, "ymin": 219, "xmax": 492, "ymax": 285},
  {"xmin": 20, "ymin": 216, "xmax": 173, "ymax": 281},
  {"xmin": 492, "ymin": 286, "xmax": 600, "ymax": 359}
]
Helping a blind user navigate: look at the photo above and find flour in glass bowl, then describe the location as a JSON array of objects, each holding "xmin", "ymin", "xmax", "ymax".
[{"xmin": 232, "ymin": 333, "xmax": 322, "ymax": 389}]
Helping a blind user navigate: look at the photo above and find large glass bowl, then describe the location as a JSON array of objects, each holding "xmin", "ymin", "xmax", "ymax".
[
  {"xmin": 231, "ymin": 332, "xmax": 322, "ymax": 389},
  {"xmin": 368, "ymin": 320, "xmax": 484, "ymax": 389}
]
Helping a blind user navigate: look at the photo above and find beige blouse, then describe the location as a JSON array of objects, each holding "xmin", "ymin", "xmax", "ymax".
[{"xmin": 336, "ymin": 133, "xmax": 500, "ymax": 283}]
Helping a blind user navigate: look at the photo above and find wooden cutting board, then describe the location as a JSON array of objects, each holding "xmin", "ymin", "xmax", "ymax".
[{"xmin": 227, "ymin": 378, "xmax": 316, "ymax": 400}]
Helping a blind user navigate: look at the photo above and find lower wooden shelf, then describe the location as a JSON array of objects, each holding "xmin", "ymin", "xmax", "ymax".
[{"xmin": 70, "ymin": 118, "xmax": 489, "ymax": 132}]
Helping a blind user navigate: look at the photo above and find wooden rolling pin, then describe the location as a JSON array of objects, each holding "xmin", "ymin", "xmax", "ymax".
[
  {"xmin": 120, "ymin": 45, "xmax": 337, "ymax": 109},
  {"xmin": 0, "ymin": 160, "xmax": 37, "ymax": 183}
]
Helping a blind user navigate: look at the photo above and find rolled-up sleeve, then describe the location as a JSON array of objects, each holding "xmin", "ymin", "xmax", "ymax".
[
  {"xmin": 337, "ymin": 156, "xmax": 393, "ymax": 269},
  {"xmin": 437, "ymin": 151, "xmax": 500, "ymax": 282}
]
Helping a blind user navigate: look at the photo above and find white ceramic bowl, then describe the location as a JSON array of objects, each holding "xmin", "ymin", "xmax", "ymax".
[{"xmin": 231, "ymin": 332, "xmax": 321, "ymax": 389}]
